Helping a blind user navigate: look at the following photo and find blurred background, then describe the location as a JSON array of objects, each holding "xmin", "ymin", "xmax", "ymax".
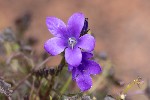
[{"xmin": 0, "ymin": 0, "xmax": 150, "ymax": 99}]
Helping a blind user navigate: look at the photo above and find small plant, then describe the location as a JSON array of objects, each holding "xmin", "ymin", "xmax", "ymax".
[{"xmin": 44, "ymin": 12, "xmax": 102, "ymax": 91}]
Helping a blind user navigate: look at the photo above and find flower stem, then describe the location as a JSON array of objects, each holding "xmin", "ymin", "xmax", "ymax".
[
  {"xmin": 56, "ymin": 56, "xmax": 66, "ymax": 75},
  {"xmin": 60, "ymin": 75, "xmax": 72, "ymax": 94}
]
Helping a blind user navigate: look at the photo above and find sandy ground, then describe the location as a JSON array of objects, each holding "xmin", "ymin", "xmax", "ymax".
[{"xmin": 0, "ymin": 0, "xmax": 150, "ymax": 99}]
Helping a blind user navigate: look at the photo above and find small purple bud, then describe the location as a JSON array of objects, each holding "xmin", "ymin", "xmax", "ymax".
[{"xmin": 81, "ymin": 18, "xmax": 89, "ymax": 36}]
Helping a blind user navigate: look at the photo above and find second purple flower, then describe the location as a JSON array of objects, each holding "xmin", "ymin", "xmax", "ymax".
[{"xmin": 44, "ymin": 13, "xmax": 95, "ymax": 66}]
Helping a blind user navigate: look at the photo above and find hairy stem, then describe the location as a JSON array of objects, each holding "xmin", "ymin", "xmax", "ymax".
[{"xmin": 60, "ymin": 75, "xmax": 72, "ymax": 94}]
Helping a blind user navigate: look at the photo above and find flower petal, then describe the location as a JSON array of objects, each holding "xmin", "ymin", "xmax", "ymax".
[
  {"xmin": 44, "ymin": 37, "xmax": 66, "ymax": 56},
  {"xmin": 46, "ymin": 17, "xmax": 68, "ymax": 38},
  {"xmin": 85, "ymin": 60, "xmax": 102, "ymax": 75},
  {"xmin": 78, "ymin": 34, "xmax": 95, "ymax": 52},
  {"xmin": 65, "ymin": 47, "xmax": 82, "ymax": 66},
  {"xmin": 72, "ymin": 66, "xmax": 83, "ymax": 80},
  {"xmin": 82, "ymin": 52, "xmax": 93, "ymax": 60},
  {"xmin": 67, "ymin": 13, "xmax": 85, "ymax": 38},
  {"xmin": 76, "ymin": 74, "xmax": 92, "ymax": 91}
]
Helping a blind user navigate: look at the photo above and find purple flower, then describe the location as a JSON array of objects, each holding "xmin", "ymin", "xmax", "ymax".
[
  {"xmin": 69, "ymin": 52, "xmax": 102, "ymax": 91},
  {"xmin": 44, "ymin": 13, "xmax": 95, "ymax": 66}
]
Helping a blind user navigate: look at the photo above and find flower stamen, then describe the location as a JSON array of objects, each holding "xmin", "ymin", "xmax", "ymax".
[{"xmin": 68, "ymin": 37, "xmax": 77, "ymax": 49}]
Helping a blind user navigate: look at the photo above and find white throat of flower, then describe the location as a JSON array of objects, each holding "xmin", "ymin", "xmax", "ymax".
[{"xmin": 68, "ymin": 37, "xmax": 77, "ymax": 49}]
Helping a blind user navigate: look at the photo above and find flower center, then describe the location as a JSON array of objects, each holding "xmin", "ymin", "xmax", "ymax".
[{"xmin": 68, "ymin": 37, "xmax": 77, "ymax": 49}]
